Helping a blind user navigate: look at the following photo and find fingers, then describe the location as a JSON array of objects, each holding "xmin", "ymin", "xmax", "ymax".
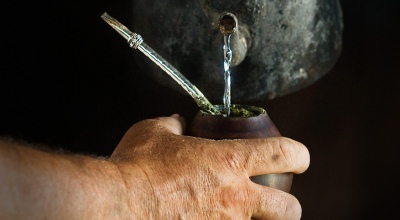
[
  {"xmin": 223, "ymin": 137, "xmax": 310, "ymax": 176},
  {"xmin": 251, "ymin": 185, "xmax": 302, "ymax": 220},
  {"xmin": 127, "ymin": 116, "xmax": 308, "ymax": 176},
  {"xmin": 123, "ymin": 115, "xmax": 308, "ymax": 177}
]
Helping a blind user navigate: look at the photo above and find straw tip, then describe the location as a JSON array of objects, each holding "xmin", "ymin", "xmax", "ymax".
[{"xmin": 101, "ymin": 12, "xmax": 111, "ymax": 21}]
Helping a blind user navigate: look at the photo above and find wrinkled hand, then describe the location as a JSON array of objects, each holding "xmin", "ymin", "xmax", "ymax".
[{"xmin": 109, "ymin": 114, "xmax": 310, "ymax": 219}]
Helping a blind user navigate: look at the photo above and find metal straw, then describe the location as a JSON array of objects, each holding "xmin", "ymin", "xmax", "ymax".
[{"xmin": 101, "ymin": 12, "xmax": 220, "ymax": 115}]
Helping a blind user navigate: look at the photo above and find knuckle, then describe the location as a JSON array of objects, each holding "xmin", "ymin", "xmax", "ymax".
[
  {"xmin": 277, "ymin": 138, "xmax": 296, "ymax": 164},
  {"xmin": 220, "ymin": 149, "xmax": 246, "ymax": 171},
  {"xmin": 220, "ymin": 186, "xmax": 252, "ymax": 217},
  {"xmin": 277, "ymin": 137, "xmax": 310, "ymax": 173}
]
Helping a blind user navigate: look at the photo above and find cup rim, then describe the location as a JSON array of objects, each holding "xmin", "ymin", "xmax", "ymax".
[{"xmin": 199, "ymin": 104, "xmax": 266, "ymax": 117}]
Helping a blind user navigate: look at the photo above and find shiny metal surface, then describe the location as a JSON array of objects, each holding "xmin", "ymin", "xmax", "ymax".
[
  {"xmin": 132, "ymin": 0, "xmax": 343, "ymax": 102},
  {"xmin": 101, "ymin": 12, "xmax": 220, "ymax": 115}
]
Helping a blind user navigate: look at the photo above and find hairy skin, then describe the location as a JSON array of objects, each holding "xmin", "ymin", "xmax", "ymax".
[{"xmin": 0, "ymin": 114, "xmax": 309, "ymax": 219}]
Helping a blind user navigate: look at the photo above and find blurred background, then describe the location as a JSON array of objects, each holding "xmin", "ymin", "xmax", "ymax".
[{"xmin": 1, "ymin": 1, "xmax": 399, "ymax": 219}]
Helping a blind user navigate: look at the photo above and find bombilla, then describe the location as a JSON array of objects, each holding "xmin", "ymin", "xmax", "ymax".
[{"xmin": 101, "ymin": 12, "xmax": 220, "ymax": 115}]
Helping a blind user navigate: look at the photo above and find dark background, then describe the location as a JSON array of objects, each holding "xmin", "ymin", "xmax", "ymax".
[{"xmin": 1, "ymin": 1, "xmax": 399, "ymax": 219}]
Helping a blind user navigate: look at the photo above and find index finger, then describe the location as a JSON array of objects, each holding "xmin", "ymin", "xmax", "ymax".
[{"xmin": 224, "ymin": 137, "xmax": 310, "ymax": 176}]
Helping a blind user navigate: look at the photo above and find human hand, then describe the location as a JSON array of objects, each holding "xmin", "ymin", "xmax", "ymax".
[{"xmin": 109, "ymin": 114, "xmax": 310, "ymax": 219}]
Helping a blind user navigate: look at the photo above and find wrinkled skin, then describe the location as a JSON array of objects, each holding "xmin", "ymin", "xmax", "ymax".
[
  {"xmin": 132, "ymin": 0, "xmax": 343, "ymax": 102},
  {"xmin": 110, "ymin": 114, "xmax": 310, "ymax": 219},
  {"xmin": 0, "ymin": 115, "xmax": 309, "ymax": 219}
]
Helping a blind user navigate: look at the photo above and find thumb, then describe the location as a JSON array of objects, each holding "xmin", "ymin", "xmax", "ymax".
[
  {"xmin": 164, "ymin": 114, "xmax": 186, "ymax": 135},
  {"xmin": 111, "ymin": 114, "xmax": 186, "ymax": 157},
  {"xmin": 127, "ymin": 114, "xmax": 186, "ymax": 136}
]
